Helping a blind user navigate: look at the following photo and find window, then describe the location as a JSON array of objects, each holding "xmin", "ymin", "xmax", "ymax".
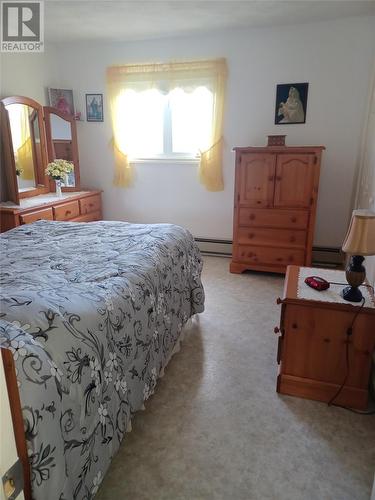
[
  {"xmin": 107, "ymin": 59, "xmax": 227, "ymax": 190},
  {"xmin": 116, "ymin": 86, "xmax": 214, "ymax": 160}
]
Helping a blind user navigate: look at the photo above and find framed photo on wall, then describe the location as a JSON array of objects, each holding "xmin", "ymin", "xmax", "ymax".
[
  {"xmin": 86, "ymin": 93, "xmax": 104, "ymax": 122},
  {"xmin": 275, "ymin": 82, "xmax": 309, "ymax": 124},
  {"xmin": 48, "ymin": 88, "xmax": 75, "ymax": 116}
]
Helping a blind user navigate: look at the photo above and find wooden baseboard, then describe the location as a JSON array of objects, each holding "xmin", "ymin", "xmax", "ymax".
[{"xmin": 277, "ymin": 374, "xmax": 368, "ymax": 410}]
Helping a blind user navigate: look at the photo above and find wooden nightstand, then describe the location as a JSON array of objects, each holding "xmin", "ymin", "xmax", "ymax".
[{"xmin": 276, "ymin": 265, "xmax": 375, "ymax": 410}]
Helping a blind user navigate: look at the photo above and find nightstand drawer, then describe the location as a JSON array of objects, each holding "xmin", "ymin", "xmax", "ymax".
[
  {"xmin": 236, "ymin": 245, "xmax": 305, "ymax": 267},
  {"xmin": 79, "ymin": 195, "xmax": 101, "ymax": 215},
  {"xmin": 53, "ymin": 200, "xmax": 80, "ymax": 221},
  {"xmin": 20, "ymin": 208, "xmax": 54, "ymax": 224},
  {"xmin": 239, "ymin": 208, "xmax": 309, "ymax": 229},
  {"xmin": 237, "ymin": 227, "xmax": 306, "ymax": 249}
]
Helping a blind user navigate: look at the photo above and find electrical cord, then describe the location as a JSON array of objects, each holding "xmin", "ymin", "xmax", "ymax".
[
  {"xmin": 331, "ymin": 404, "xmax": 375, "ymax": 415},
  {"xmin": 305, "ymin": 276, "xmax": 374, "ymax": 413},
  {"xmin": 327, "ymin": 297, "xmax": 371, "ymax": 411},
  {"xmin": 327, "ymin": 281, "xmax": 374, "ymax": 294}
]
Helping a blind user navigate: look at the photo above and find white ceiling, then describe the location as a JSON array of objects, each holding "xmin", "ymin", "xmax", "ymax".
[{"xmin": 45, "ymin": 0, "xmax": 375, "ymax": 42}]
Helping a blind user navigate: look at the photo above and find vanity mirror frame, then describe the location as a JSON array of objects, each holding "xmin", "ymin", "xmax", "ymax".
[
  {"xmin": 1, "ymin": 96, "xmax": 50, "ymax": 200},
  {"xmin": 1, "ymin": 95, "xmax": 82, "ymax": 202},
  {"xmin": 44, "ymin": 106, "xmax": 81, "ymax": 192},
  {"xmin": 0, "ymin": 102, "xmax": 19, "ymax": 204}
]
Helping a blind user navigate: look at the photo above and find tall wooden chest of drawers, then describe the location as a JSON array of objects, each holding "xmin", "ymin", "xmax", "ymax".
[{"xmin": 230, "ymin": 145, "xmax": 325, "ymax": 274}]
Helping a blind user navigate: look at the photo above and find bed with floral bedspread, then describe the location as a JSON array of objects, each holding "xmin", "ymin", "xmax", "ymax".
[{"xmin": 0, "ymin": 220, "xmax": 204, "ymax": 499}]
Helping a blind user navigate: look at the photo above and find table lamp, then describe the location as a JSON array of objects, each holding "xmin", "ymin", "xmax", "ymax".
[{"xmin": 341, "ymin": 209, "xmax": 375, "ymax": 302}]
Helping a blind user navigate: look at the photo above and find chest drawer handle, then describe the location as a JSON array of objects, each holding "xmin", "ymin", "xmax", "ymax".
[{"xmin": 65, "ymin": 210, "xmax": 71, "ymax": 216}]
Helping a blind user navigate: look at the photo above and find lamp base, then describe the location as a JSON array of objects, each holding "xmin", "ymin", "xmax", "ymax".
[{"xmin": 341, "ymin": 285, "xmax": 363, "ymax": 303}]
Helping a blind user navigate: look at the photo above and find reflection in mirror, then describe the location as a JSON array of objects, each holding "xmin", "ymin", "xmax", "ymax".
[
  {"xmin": 6, "ymin": 103, "xmax": 40, "ymax": 192},
  {"xmin": 50, "ymin": 114, "xmax": 75, "ymax": 187}
]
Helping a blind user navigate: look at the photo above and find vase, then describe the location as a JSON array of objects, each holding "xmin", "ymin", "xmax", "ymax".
[{"xmin": 55, "ymin": 178, "xmax": 63, "ymax": 198}]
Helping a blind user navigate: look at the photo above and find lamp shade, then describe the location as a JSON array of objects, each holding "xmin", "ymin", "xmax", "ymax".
[{"xmin": 342, "ymin": 210, "xmax": 375, "ymax": 256}]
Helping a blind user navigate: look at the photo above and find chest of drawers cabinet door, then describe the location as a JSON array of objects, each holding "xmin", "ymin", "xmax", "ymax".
[
  {"xmin": 0, "ymin": 191, "xmax": 102, "ymax": 232},
  {"xmin": 230, "ymin": 145, "xmax": 325, "ymax": 274}
]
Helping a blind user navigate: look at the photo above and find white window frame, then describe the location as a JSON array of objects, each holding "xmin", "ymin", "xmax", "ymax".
[{"xmin": 128, "ymin": 91, "xmax": 207, "ymax": 163}]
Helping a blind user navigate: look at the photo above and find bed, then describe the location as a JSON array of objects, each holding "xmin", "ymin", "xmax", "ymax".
[{"xmin": 0, "ymin": 220, "xmax": 205, "ymax": 500}]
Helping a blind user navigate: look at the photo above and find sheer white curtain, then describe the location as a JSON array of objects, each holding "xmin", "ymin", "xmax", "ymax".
[{"xmin": 107, "ymin": 59, "xmax": 227, "ymax": 190}]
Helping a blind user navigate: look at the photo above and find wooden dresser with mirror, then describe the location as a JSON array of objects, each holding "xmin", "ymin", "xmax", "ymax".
[{"xmin": 0, "ymin": 95, "xmax": 102, "ymax": 232}]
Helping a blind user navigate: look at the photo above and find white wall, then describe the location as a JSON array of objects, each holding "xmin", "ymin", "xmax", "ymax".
[
  {"xmin": 355, "ymin": 63, "xmax": 375, "ymax": 287},
  {"xmin": 0, "ymin": 47, "xmax": 58, "ymax": 104},
  {"xmin": 1, "ymin": 16, "xmax": 375, "ymax": 247}
]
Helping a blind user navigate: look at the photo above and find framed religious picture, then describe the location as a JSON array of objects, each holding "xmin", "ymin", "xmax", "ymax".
[
  {"xmin": 275, "ymin": 82, "xmax": 309, "ymax": 124},
  {"xmin": 48, "ymin": 88, "xmax": 75, "ymax": 116},
  {"xmin": 86, "ymin": 93, "xmax": 104, "ymax": 122}
]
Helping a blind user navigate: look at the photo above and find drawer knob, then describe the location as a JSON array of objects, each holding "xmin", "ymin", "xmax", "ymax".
[
  {"xmin": 274, "ymin": 327, "xmax": 280, "ymax": 334},
  {"xmin": 248, "ymin": 233, "xmax": 254, "ymax": 239},
  {"xmin": 249, "ymin": 214, "xmax": 255, "ymax": 220},
  {"xmin": 292, "ymin": 323, "xmax": 298, "ymax": 329},
  {"xmin": 290, "ymin": 236, "xmax": 296, "ymax": 242},
  {"xmin": 291, "ymin": 217, "xmax": 297, "ymax": 223},
  {"xmin": 276, "ymin": 176, "xmax": 282, "ymax": 181},
  {"xmin": 65, "ymin": 210, "xmax": 71, "ymax": 216}
]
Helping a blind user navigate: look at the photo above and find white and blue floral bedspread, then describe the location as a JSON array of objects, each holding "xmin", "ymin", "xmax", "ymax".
[{"xmin": 0, "ymin": 220, "xmax": 204, "ymax": 499}]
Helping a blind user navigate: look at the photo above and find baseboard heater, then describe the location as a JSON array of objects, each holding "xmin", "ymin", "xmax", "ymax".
[{"xmin": 195, "ymin": 238, "xmax": 343, "ymax": 268}]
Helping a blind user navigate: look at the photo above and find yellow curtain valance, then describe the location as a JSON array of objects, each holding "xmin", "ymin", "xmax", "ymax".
[
  {"xmin": 107, "ymin": 59, "xmax": 227, "ymax": 91},
  {"xmin": 107, "ymin": 58, "xmax": 227, "ymax": 190}
]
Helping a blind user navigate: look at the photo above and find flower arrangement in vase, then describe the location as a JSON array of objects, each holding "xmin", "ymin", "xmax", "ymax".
[
  {"xmin": 45, "ymin": 159, "xmax": 74, "ymax": 197},
  {"xmin": 15, "ymin": 167, "xmax": 24, "ymax": 188}
]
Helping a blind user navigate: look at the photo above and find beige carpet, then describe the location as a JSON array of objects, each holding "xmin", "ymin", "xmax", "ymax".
[{"xmin": 96, "ymin": 256, "xmax": 375, "ymax": 500}]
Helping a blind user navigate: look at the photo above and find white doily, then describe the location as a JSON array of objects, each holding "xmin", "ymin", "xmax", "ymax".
[{"xmin": 297, "ymin": 267, "xmax": 375, "ymax": 308}]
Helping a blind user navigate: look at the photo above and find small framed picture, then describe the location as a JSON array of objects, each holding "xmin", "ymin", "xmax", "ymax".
[
  {"xmin": 48, "ymin": 88, "xmax": 75, "ymax": 116},
  {"xmin": 86, "ymin": 93, "xmax": 104, "ymax": 122},
  {"xmin": 275, "ymin": 83, "xmax": 309, "ymax": 125}
]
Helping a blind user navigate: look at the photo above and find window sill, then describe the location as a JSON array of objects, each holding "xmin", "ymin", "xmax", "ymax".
[{"xmin": 130, "ymin": 157, "xmax": 199, "ymax": 165}]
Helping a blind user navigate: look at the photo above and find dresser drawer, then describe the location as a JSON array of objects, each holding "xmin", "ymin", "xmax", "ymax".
[
  {"xmin": 239, "ymin": 208, "xmax": 309, "ymax": 229},
  {"xmin": 70, "ymin": 211, "xmax": 101, "ymax": 223},
  {"xmin": 236, "ymin": 245, "xmax": 305, "ymax": 267},
  {"xmin": 237, "ymin": 227, "xmax": 306, "ymax": 249},
  {"xmin": 20, "ymin": 208, "xmax": 54, "ymax": 225},
  {"xmin": 53, "ymin": 200, "xmax": 80, "ymax": 221},
  {"xmin": 80, "ymin": 195, "xmax": 101, "ymax": 215}
]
